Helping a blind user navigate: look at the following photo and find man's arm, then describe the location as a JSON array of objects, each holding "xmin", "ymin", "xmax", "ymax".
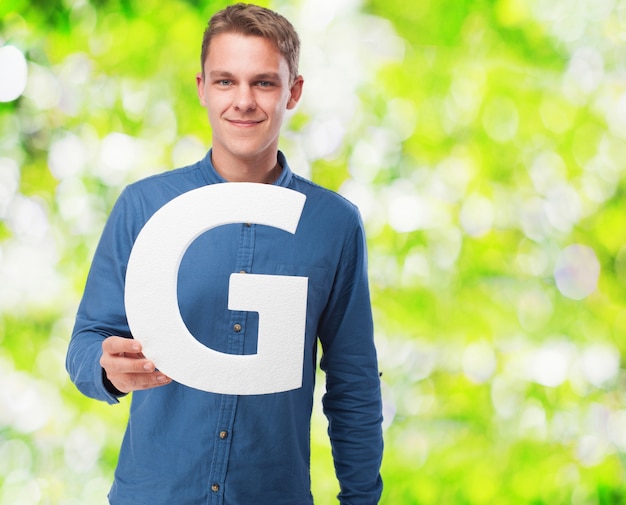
[
  {"xmin": 318, "ymin": 210, "xmax": 384, "ymax": 504},
  {"xmin": 66, "ymin": 187, "xmax": 171, "ymax": 404}
]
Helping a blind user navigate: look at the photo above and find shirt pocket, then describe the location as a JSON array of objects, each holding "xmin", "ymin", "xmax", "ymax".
[{"xmin": 275, "ymin": 264, "xmax": 332, "ymax": 324}]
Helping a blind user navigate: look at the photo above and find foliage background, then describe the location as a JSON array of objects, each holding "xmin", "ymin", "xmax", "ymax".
[{"xmin": 1, "ymin": 0, "xmax": 626, "ymax": 503}]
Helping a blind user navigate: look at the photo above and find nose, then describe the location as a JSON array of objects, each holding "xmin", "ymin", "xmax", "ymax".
[{"xmin": 233, "ymin": 84, "xmax": 256, "ymax": 112}]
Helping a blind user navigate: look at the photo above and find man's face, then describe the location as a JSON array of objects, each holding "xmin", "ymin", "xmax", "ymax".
[{"xmin": 196, "ymin": 32, "xmax": 303, "ymax": 169}]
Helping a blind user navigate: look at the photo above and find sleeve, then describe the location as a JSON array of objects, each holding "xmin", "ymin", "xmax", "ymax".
[
  {"xmin": 65, "ymin": 187, "xmax": 140, "ymax": 405},
  {"xmin": 317, "ymin": 209, "xmax": 384, "ymax": 505}
]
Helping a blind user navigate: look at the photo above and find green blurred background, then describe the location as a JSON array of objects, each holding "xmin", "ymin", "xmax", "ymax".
[{"xmin": 1, "ymin": 0, "xmax": 626, "ymax": 503}]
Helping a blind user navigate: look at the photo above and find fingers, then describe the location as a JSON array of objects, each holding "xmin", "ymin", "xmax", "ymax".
[
  {"xmin": 109, "ymin": 370, "xmax": 172, "ymax": 394},
  {"xmin": 102, "ymin": 354, "xmax": 155, "ymax": 374},
  {"xmin": 101, "ymin": 336, "xmax": 172, "ymax": 394},
  {"xmin": 101, "ymin": 337, "xmax": 153, "ymax": 373},
  {"xmin": 102, "ymin": 335, "xmax": 142, "ymax": 355}
]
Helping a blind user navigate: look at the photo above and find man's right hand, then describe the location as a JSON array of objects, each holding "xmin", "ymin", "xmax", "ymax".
[{"xmin": 100, "ymin": 336, "xmax": 172, "ymax": 393}]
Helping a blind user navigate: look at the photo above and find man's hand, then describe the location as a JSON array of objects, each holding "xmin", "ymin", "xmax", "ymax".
[{"xmin": 100, "ymin": 336, "xmax": 172, "ymax": 393}]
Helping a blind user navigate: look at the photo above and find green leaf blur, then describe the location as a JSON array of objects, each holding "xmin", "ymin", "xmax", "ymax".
[{"xmin": 1, "ymin": 0, "xmax": 625, "ymax": 504}]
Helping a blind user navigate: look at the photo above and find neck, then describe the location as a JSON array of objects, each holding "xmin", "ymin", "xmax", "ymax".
[{"xmin": 211, "ymin": 150, "xmax": 282, "ymax": 184}]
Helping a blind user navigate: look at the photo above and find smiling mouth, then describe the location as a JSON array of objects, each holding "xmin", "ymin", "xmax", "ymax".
[{"xmin": 227, "ymin": 119, "xmax": 263, "ymax": 126}]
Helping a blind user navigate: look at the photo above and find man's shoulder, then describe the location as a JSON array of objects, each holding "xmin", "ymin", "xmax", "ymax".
[
  {"xmin": 126, "ymin": 161, "xmax": 207, "ymax": 195},
  {"xmin": 290, "ymin": 173, "xmax": 360, "ymax": 218},
  {"xmin": 114, "ymin": 161, "xmax": 211, "ymax": 221}
]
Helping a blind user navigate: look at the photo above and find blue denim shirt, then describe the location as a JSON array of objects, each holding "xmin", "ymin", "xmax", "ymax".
[{"xmin": 66, "ymin": 151, "xmax": 383, "ymax": 505}]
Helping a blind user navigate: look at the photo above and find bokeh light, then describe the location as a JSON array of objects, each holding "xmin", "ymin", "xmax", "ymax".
[
  {"xmin": 0, "ymin": 45, "xmax": 27, "ymax": 102},
  {"xmin": 554, "ymin": 244, "xmax": 601, "ymax": 300}
]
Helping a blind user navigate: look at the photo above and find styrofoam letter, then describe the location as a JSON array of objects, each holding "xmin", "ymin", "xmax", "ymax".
[{"xmin": 124, "ymin": 183, "xmax": 307, "ymax": 395}]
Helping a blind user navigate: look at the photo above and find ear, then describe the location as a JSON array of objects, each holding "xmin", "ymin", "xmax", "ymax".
[
  {"xmin": 196, "ymin": 72, "xmax": 207, "ymax": 106},
  {"xmin": 286, "ymin": 75, "xmax": 304, "ymax": 110}
]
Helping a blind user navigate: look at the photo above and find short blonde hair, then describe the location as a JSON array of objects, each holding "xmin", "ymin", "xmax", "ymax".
[{"xmin": 201, "ymin": 3, "xmax": 300, "ymax": 83}]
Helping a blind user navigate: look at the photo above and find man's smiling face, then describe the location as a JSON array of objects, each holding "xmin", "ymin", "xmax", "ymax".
[{"xmin": 197, "ymin": 32, "xmax": 303, "ymax": 175}]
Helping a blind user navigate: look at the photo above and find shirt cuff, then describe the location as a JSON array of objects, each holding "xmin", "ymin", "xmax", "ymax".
[{"xmin": 102, "ymin": 368, "xmax": 127, "ymax": 398}]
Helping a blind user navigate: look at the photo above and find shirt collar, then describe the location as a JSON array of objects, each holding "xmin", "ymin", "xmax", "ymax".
[{"xmin": 200, "ymin": 149, "xmax": 293, "ymax": 188}]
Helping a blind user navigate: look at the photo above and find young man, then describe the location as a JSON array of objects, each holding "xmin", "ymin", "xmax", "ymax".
[{"xmin": 66, "ymin": 3, "xmax": 383, "ymax": 504}]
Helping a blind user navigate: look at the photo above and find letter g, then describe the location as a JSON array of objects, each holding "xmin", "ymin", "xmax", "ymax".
[{"xmin": 124, "ymin": 183, "xmax": 307, "ymax": 395}]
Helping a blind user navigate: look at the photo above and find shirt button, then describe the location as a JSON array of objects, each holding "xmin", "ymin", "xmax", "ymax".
[
  {"xmin": 233, "ymin": 323, "xmax": 242, "ymax": 333},
  {"xmin": 245, "ymin": 223, "xmax": 252, "ymax": 227},
  {"xmin": 239, "ymin": 270, "xmax": 247, "ymax": 274},
  {"xmin": 219, "ymin": 430, "xmax": 229, "ymax": 439},
  {"xmin": 211, "ymin": 483, "xmax": 220, "ymax": 492}
]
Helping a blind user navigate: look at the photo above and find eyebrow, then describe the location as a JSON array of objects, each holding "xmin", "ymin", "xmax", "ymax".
[
  {"xmin": 253, "ymin": 72, "xmax": 281, "ymax": 81},
  {"xmin": 208, "ymin": 70, "xmax": 282, "ymax": 81}
]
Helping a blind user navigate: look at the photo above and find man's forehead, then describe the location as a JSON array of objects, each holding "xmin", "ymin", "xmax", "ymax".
[
  {"xmin": 204, "ymin": 33, "xmax": 289, "ymax": 75},
  {"xmin": 207, "ymin": 32, "xmax": 280, "ymax": 57}
]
